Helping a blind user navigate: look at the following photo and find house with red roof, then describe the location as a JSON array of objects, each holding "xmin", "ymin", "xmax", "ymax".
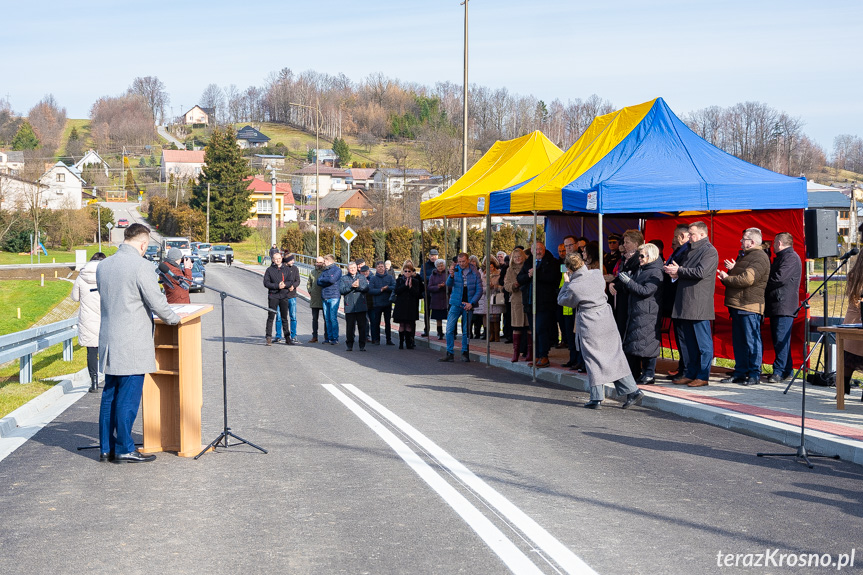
[
  {"xmin": 160, "ymin": 150, "xmax": 206, "ymax": 182},
  {"xmin": 244, "ymin": 175, "xmax": 297, "ymax": 227}
]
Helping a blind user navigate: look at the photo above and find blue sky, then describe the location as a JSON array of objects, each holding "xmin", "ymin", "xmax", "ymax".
[{"xmin": 4, "ymin": 0, "xmax": 861, "ymax": 153}]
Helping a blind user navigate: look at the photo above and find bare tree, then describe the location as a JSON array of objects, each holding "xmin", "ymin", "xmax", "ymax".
[
  {"xmin": 128, "ymin": 76, "xmax": 170, "ymax": 124},
  {"xmin": 28, "ymin": 94, "xmax": 66, "ymax": 155},
  {"xmin": 90, "ymin": 94, "xmax": 156, "ymax": 152},
  {"xmin": 200, "ymin": 84, "xmax": 225, "ymax": 121}
]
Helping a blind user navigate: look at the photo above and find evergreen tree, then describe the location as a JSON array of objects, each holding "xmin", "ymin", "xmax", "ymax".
[
  {"xmin": 191, "ymin": 126, "xmax": 253, "ymax": 242},
  {"xmin": 332, "ymin": 137, "xmax": 351, "ymax": 166},
  {"xmin": 12, "ymin": 121, "xmax": 39, "ymax": 150},
  {"xmin": 125, "ymin": 169, "xmax": 136, "ymax": 194}
]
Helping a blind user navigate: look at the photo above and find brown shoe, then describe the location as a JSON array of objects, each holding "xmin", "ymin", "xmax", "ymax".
[
  {"xmin": 535, "ymin": 357, "xmax": 550, "ymax": 368},
  {"xmin": 672, "ymin": 377, "xmax": 693, "ymax": 385},
  {"xmin": 308, "ymin": 337, "xmax": 318, "ymax": 343},
  {"xmin": 687, "ymin": 379, "xmax": 709, "ymax": 387}
]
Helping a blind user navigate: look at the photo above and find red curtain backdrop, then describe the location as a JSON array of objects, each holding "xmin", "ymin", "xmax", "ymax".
[{"xmin": 644, "ymin": 210, "xmax": 807, "ymax": 366}]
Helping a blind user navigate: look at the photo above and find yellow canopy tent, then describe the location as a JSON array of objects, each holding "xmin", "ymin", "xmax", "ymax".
[{"xmin": 419, "ymin": 130, "xmax": 562, "ymax": 220}]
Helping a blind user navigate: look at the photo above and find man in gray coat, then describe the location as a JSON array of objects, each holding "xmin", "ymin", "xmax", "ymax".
[
  {"xmin": 663, "ymin": 221, "xmax": 719, "ymax": 388},
  {"xmin": 97, "ymin": 223, "xmax": 181, "ymax": 463}
]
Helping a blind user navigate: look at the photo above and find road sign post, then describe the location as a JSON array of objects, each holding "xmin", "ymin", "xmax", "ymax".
[{"xmin": 340, "ymin": 226, "xmax": 357, "ymax": 263}]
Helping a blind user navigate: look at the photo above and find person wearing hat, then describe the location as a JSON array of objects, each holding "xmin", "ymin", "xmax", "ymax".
[
  {"xmin": 605, "ymin": 234, "xmax": 622, "ymax": 274},
  {"xmin": 421, "ymin": 248, "xmax": 440, "ymax": 337},
  {"xmin": 161, "ymin": 247, "xmax": 193, "ymax": 304}
]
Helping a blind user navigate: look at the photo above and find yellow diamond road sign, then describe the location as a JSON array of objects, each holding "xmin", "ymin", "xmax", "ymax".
[{"xmin": 340, "ymin": 226, "xmax": 357, "ymax": 244}]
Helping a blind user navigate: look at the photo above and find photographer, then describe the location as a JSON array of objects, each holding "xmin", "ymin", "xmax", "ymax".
[{"xmin": 161, "ymin": 248, "xmax": 193, "ymax": 304}]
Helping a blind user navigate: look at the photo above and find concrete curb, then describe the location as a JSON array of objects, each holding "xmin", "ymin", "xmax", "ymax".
[{"xmin": 0, "ymin": 368, "xmax": 90, "ymax": 439}]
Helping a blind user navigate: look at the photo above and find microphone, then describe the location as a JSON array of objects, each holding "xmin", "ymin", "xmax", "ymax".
[
  {"xmin": 839, "ymin": 247, "xmax": 860, "ymax": 262},
  {"xmin": 158, "ymin": 262, "xmax": 190, "ymax": 290}
]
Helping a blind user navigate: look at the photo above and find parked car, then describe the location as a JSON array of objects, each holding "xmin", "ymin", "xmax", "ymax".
[
  {"xmin": 194, "ymin": 242, "xmax": 212, "ymax": 262},
  {"xmin": 117, "ymin": 218, "xmax": 129, "ymax": 228},
  {"xmin": 209, "ymin": 244, "xmax": 233, "ymax": 263},
  {"xmin": 144, "ymin": 244, "xmax": 161, "ymax": 262},
  {"xmin": 189, "ymin": 256, "xmax": 206, "ymax": 293},
  {"xmin": 161, "ymin": 236, "xmax": 192, "ymax": 258}
]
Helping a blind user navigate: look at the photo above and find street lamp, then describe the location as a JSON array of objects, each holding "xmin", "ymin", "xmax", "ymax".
[
  {"xmin": 267, "ymin": 163, "xmax": 277, "ymax": 249},
  {"xmin": 289, "ymin": 101, "xmax": 323, "ymax": 256},
  {"xmin": 460, "ymin": 0, "xmax": 469, "ymax": 253}
]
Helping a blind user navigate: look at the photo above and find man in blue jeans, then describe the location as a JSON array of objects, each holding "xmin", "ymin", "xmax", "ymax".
[
  {"xmin": 439, "ymin": 253, "xmax": 483, "ymax": 362},
  {"xmin": 317, "ymin": 254, "xmax": 343, "ymax": 345},
  {"xmin": 764, "ymin": 233, "xmax": 801, "ymax": 382}
]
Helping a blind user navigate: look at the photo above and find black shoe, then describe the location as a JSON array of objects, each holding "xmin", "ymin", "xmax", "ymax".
[
  {"xmin": 638, "ymin": 377, "xmax": 656, "ymax": 385},
  {"xmin": 584, "ymin": 400, "xmax": 602, "ymax": 409},
  {"xmin": 114, "ymin": 451, "xmax": 156, "ymax": 463},
  {"xmin": 766, "ymin": 373, "xmax": 782, "ymax": 383},
  {"xmin": 622, "ymin": 390, "xmax": 644, "ymax": 409},
  {"xmin": 720, "ymin": 376, "xmax": 744, "ymax": 384},
  {"xmin": 99, "ymin": 452, "xmax": 114, "ymax": 462},
  {"xmin": 461, "ymin": 352, "xmax": 471, "ymax": 362},
  {"xmin": 561, "ymin": 361, "xmax": 574, "ymax": 368},
  {"xmin": 346, "ymin": 345, "xmax": 353, "ymax": 351},
  {"xmin": 386, "ymin": 340, "xmax": 395, "ymax": 346},
  {"xmin": 273, "ymin": 337, "xmax": 281, "ymax": 343},
  {"xmin": 740, "ymin": 377, "xmax": 759, "ymax": 386},
  {"xmin": 439, "ymin": 353, "xmax": 454, "ymax": 362},
  {"xmin": 422, "ymin": 332, "xmax": 429, "ymax": 337},
  {"xmin": 359, "ymin": 347, "xmax": 366, "ymax": 351},
  {"xmin": 285, "ymin": 338, "xmax": 294, "ymax": 345},
  {"xmin": 372, "ymin": 340, "xmax": 381, "ymax": 345},
  {"xmin": 89, "ymin": 382, "xmax": 98, "ymax": 393}
]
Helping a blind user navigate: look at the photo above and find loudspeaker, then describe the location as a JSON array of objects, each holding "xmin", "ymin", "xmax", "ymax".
[{"xmin": 804, "ymin": 209, "xmax": 839, "ymax": 258}]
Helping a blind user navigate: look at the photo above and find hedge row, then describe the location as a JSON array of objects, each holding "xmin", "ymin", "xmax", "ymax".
[{"xmin": 147, "ymin": 196, "xmax": 206, "ymax": 240}]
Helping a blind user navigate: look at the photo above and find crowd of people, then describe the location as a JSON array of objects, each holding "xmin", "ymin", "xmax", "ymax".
[{"xmin": 261, "ymin": 221, "xmax": 804, "ymax": 405}]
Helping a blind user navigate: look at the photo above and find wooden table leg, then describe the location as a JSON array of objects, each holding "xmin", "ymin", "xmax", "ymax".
[{"xmin": 836, "ymin": 334, "xmax": 845, "ymax": 410}]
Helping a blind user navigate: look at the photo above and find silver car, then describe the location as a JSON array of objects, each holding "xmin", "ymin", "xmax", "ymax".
[{"xmin": 195, "ymin": 242, "xmax": 212, "ymax": 261}]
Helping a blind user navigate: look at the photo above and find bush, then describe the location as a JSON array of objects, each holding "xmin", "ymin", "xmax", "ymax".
[
  {"xmin": 280, "ymin": 227, "xmax": 303, "ymax": 254},
  {"xmin": 385, "ymin": 226, "xmax": 414, "ymax": 266}
]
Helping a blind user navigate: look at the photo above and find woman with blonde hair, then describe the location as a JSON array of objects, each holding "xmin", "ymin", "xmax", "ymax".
[
  {"xmin": 504, "ymin": 248, "xmax": 532, "ymax": 362},
  {"xmin": 476, "ymin": 256, "xmax": 504, "ymax": 341},
  {"xmin": 392, "ymin": 260, "xmax": 424, "ymax": 349},
  {"xmin": 558, "ymin": 252, "xmax": 643, "ymax": 409}
]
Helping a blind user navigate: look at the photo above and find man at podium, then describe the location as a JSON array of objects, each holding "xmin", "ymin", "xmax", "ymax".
[{"xmin": 97, "ymin": 223, "xmax": 181, "ymax": 463}]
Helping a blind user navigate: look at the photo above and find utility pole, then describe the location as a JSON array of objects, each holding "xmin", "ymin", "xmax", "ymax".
[
  {"xmin": 97, "ymin": 203, "xmax": 102, "ymax": 253},
  {"xmin": 206, "ymin": 183, "xmax": 211, "ymax": 243},
  {"xmin": 460, "ymin": 0, "xmax": 469, "ymax": 253},
  {"xmin": 268, "ymin": 164, "xmax": 277, "ymax": 249}
]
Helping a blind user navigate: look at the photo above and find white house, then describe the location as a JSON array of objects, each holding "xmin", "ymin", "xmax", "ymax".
[
  {"xmin": 160, "ymin": 150, "xmax": 206, "ymax": 182},
  {"xmin": 372, "ymin": 168, "xmax": 432, "ymax": 198},
  {"xmin": 346, "ymin": 168, "xmax": 376, "ymax": 190},
  {"xmin": 38, "ymin": 162, "xmax": 85, "ymax": 209},
  {"xmin": 290, "ymin": 164, "xmax": 350, "ymax": 203},
  {"xmin": 0, "ymin": 173, "xmax": 48, "ymax": 211},
  {"xmin": 0, "ymin": 150, "xmax": 24, "ymax": 176},
  {"xmin": 184, "ymin": 105, "xmax": 215, "ymax": 125},
  {"xmin": 73, "ymin": 149, "xmax": 110, "ymax": 177}
]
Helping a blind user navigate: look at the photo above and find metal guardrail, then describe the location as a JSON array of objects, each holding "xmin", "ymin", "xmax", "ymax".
[{"xmin": 0, "ymin": 318, "xmax": 78, "ymax": 383}]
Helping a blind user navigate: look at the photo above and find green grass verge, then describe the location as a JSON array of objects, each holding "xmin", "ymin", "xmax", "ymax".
[
  {"xmin": 59, "ymin": 119, "xmax": 95, "ymax": 156},
  {"xmin": 0, "ymin": 280, "xmax": 72, "ymax": 335},
  {"xmin": 0, "ymin": 339, "xmax": 86, "ymax": 418},
  {"xmin": 0, "ymin": 244, "xmax": 117, "ymax": 266}
]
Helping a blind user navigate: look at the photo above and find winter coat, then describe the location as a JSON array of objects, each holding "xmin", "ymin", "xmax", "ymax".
[
  {"xmin": 427, "ymin": 269, "xmax": 449, "ymax": 311},
  {"xmin": 504, "ymin": 261, "xmax": 528, "ymax": 328},
  {"xmin": 475, "ymin": 270, "xmax": 501, "ymax": 315},
  {"xmin": 764, "ymin": 246, "xmax": 802, "ymax": 317},
  {"xmin": 160, "ymin": 259, "xmax": 192, "ymax": 304},
  {"xmin": 393, "ymin": 275, "xmax": 424, "ymax": 322},
  {"xmin": 368, "ymin": 272, "xmax": 396, "ymax": 308},
  {"xmin": 317, "ymin": 264, "xmax": 343, "ymax": 300},
  {"xmin": 516, "ymin": 250, "xmax": 562, "ymax": 313},
  {"xmin": 264, "ymin": 263, "xmax": 300, "ymax": 299},
  {"xmin": 339, "ymin": 272, "xmax": 369, "ymax": 313},
  {"xmin": 661, "ymin": 243, "xmax": 690, "ymax": 318},
  {"xmin": 672, "ymin": 237, "xmax": 719, "ymax": 321},
  {"xmin": 619, "ymin": 259, "xmax": 664, "ymax": 358},
  {"xmin": 557, "ymin": 266, "xmax": 631, "ymax": 387},
  {"xmin": 307, "ymin": 266, "xmax": 324, "ymax": 309},
  {"xmin": 721, "ymin": 246, "xmax": 770, "ymax": 314},
  {"xmin": 612, "ymin": 252, "xmax": 640, "ymax": 334},
  {"xmin": 71, "ymin": 260, "xmax": 101, "ymax": 348},
  {"xmin": 96, "ymin": 243, "xmax": 180, "ymax": 375},
  {"xmin": 446, "ymin": 264, "xmax": 483, "ymax": 308}
]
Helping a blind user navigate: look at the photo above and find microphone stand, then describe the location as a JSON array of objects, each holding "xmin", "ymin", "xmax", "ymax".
[
  {"xmin": 195, "ymin": 282, "xmax": 273, "ymax": 459},
  {"xmin": 757, "ymin": 252, "xmax": 853, "ymax": 468}
]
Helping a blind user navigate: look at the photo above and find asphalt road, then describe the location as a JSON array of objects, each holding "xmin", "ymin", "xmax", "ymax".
[{"xmin": 1, "ymin": 263, "xmax": 862, "ymax": 575}]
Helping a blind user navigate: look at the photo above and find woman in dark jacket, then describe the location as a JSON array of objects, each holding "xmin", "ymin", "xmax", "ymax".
[
  {"xmin": 427, "ymin": 259, "xmax": 449, "ymax": 340},
  {"xmin": 608, "ymin": 229, "xmax": 643, "ymax": 337},
  {"xmin": 393, "ymin": 260, "xmax": 424, "ymax": 349},
  {"xmin": 617, "ymin": 243, "xmax": 664, "ymax": 384}
]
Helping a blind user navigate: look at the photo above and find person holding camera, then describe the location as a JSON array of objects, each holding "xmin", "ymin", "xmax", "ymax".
[{"xmin": 161, "ymin": 247, "xmax": 193, "ymax": 304}]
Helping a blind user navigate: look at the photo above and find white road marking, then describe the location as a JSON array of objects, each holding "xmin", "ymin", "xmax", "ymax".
[
  {"xmin": 342, "ymin": 383, "xmax": 598, "ymax": 575},
  {"xmin": 322, "ymin": 383, "xmax": 546, "ymax": 575}
]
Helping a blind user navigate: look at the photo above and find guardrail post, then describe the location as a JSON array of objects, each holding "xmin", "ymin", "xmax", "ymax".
[
  {"xmin": 62, "ymin": 338, "xmax": 74, "ymax": 361},
  {"xmin": 20, "ymin": 353, "xmax": 32, "ymax": 384}
]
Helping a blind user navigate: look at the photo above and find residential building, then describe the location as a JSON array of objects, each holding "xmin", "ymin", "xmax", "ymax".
[
  {"xmin": 161, "ymin": 150, "xmax": 206, "ymax": 182},
  {"xmin": 251, "ymin": 154, "xmax": 286, "ymax": 169},
  {"xmin": 0, "ymin": 150, "xmax": 24, "ymax": 176},
  {"xmin": 312, "ymin": 149, "xmax": 338, "ymax": 165},
  {"xmin": 290, "ymin": 164, "xmax": 350, "ymax": 204},
  {"xmin": 372, "ymin": 167, "xmax": 431, "ymax": 198},
  {"xmin": 38, "ymin": 162, "xmax": 85, "ymax": 209},
  {"xmin": 73, "ymin": 149, "xmax": 110, "ymax": 178},
  {"xmin": 319, "ymin": 188, "xmax": 375, "ymax": 222},
  {"xmin": 236, "ymin": 125, "xmax": 271, "ymax": 149},
  {"xmin": 346, "ymin": 168, "xmax": 376, "ymax": 190},
  {"xmin": 244, "ymin": 175, "xmax": 297, "ymax": 227},
  {"xmin": 0, "ymin": 173, "xmax": 47, "ymax": 211},
  {"xmin": 184, "ymin": 105, "xmax": 215, "ymax": 125}
]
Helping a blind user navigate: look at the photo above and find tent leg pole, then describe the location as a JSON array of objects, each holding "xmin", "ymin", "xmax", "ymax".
[
  {"xmin": 598, "ymin": 213, "xmax": 604, "ymax": 274},
  {"xmin": 532, "ymin": 211, "xmax": 537, "ymax": 383},
  {"xmin": 421, "ymin": 219, "xmax": 428, "ymax": 339},
  {"xmin": 486, "ymin": 213, "xmax": 491, "ymax": 367},
  {"xmin": 444, "ymin": 216, "xmax": 448, "ymax": 262}
]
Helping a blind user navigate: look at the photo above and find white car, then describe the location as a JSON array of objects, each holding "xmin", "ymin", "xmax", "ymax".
[{"xmin": 194, "ymin": 243, "xmax": 212, "ymax": 261}]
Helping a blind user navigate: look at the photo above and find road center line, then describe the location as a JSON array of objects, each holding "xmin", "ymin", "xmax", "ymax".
[
  {"xmin": 322, "ymin": 383, "xmax": 545, "ymax": 575},
  {"xmin": 341, "ymin": 383, "xmax": 598, "ymax": 575}
]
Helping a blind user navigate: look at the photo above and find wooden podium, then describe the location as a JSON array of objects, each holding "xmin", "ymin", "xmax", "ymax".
[{"xmin": 141, "ymin": 304, "xmax": 213, "ymax": 457}]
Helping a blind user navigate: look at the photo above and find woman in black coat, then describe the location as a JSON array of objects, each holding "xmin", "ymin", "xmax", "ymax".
[
  {"xmin": 392, "ymin": 260, "xmax": 424, "ymax": 349},
  {"xmin": 616, "ymin": 242, "xmax": 665, "ymax": 384},
  {"xmin": 608, "ymin": 229, "xmax": 643, "ymax": 337}
]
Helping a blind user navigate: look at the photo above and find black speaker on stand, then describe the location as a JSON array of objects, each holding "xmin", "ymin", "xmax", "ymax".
[{"xmin": 804, "ymin": 209, "xmax": 840, "ymax": 373}]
